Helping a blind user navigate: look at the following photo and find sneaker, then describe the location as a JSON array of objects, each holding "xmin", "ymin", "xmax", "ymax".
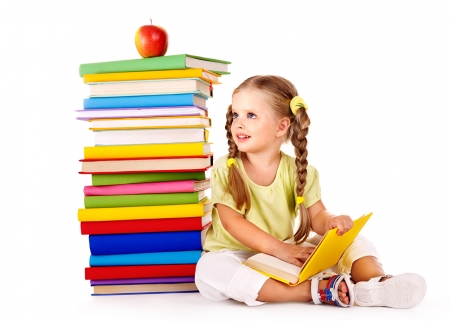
[{"xmin": 353, "ymin": 273, "xmax": 426, "ymax": 308}]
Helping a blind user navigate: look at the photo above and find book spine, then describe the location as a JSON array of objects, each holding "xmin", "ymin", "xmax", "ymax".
[
  {"xmin": 84, "ymin": 192, "xmax": 201, "ymax": 208},
  {"xmin": 79, "ymin": 54, "xmax": 187, "ymax": 76},
  {"xmin": 84, "ymin": 180, "xmax": 196, "ymax": 196},
  {"xmin": 85, "ymin": 263, "xmax": 197, "ymax": 280},
  {"xmin": 90, "ymin": 276, "xmax": 195, "ymax": 285},
  {"xmin": 84, "ymin": 142, "xmax": 208, "ymax": 159},
  {"xmin": 91, "ymin": 172, "xmax": 206, "ymax": 186},
  {"xmin": 89, "ymin": 250, "xmax": 202, "ymax": 266},
  {"xmin": 83, "ymin": 93, "xmax": 202, "ymax": 109},
  {"xmin": 80, "ymin": 217, "xmax": 206, "ymax": 235},
  {"xmin": 78, "ymin": 202, "xmax": 209, "ymax": 221},
  {"xmin": 89, "ymin": 231, "xmax": 202, "ymax": 255}
]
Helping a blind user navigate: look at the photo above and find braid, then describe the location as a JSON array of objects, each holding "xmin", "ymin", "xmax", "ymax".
[
  {"xmin": 291, "ymin": 108, "xmax": 312, "ymax": 244},
  {"xmin": 225, "ymin": 105, "xmax": 251, "ymax": 211}
]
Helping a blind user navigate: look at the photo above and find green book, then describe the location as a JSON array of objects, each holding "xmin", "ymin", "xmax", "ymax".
[
  {"xmin": 79, "ymin": 54, "xmax": 231, "ymax": 76},
  {"xmin": 84, "ymin": 191, "xmax": 206, "ymax": 208},
  {"xmin": 91, "ymin": 172, "xmax": 206, "ymax": 186}
]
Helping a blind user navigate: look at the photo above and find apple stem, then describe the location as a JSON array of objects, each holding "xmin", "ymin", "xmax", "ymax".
[{"xmin": 150, "ymin": 19, "xmax": 152, "ymax": 25}]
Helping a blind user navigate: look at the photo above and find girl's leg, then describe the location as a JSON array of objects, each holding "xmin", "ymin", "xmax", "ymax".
[
  {"xmin": 257, "ymin": 277, "xmax": 351, "ymax": 305},
  {"xmin": 196, "ymin": 250, "xmax": 352, "ymax": 306},
  {"xmin": 340, "ymin": 235, "xmax": 426, "ymax": 308}
]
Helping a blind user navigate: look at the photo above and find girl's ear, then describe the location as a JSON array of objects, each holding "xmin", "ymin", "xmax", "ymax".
[{"xmin": 275, "ymin": 117, "xmax": 291, "ymax": 137}]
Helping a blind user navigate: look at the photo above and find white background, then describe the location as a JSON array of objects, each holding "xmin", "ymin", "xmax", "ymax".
[{"xmin": 1, "ymin": 0, "xmax": 449, "ymax": 320}]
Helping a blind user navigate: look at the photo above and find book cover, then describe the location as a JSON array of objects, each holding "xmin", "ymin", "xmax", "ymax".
[
  {"xmin": 78, "ymin": 199, "xmax": 213, "ymax": 222},
  {"xmin": 83, "ymin": 142, "xmax": 212, "ymax": 160},
  {"xmin": 89, "ymin": 230, "xmax": 203, "ymax": 255},
  {"xmin": 94, "ymin": 128, "xmax": 208, "ymax": 146},
  {"xmin": 89, "ymin": 116, "xmax": 211, "ymax": 131},
  {"xmin": 83, "ymin": 68, "xmax": 221, "ymax": 84},
  {"xmin": 83, "ymin": 93, "xmax": 208, "ymax": 109},
  {"xmin": 89, "ymin": 250, "xmax": 202, "ymax": 266},
  {"xmin": 80, "ymin": 213, "xmax": 212, "ymax": 235},
  {"xmin": 91, "ymin": 171, "xmax": 206, "ymax": 186},
  {"xmin": 80, "ymin": 155, "xmax": 213, "ymax": 174},
  {"xmin": 91, "ymin": 282, "xmax": 198, "ymax": 296},
  {"xmin": 84, "ymin": 179, "xmax": 211, "ymax": 196},
  {"xmin": 84, "ymin": 191, "xmax": 206, "ymax": 208},
  {"xmin": 77, "ymin": 106, "xmax": 208, "ymax": 120},
  {"xmin": 244, "ymin": 213, "xmax": 372, "ymax": 285},
  {"xmin": 85, "ymin": 264, "xmax": 197, "ymax": 280},
  {"xmin": 89, "ymin": 78, "xmax": 212, "ymax": 98},
  {"xmin": 79, "ymin": 54, "xmax": 231, "ymax": 76}
]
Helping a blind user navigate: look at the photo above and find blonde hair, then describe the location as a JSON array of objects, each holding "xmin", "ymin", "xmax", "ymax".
[{"xmin": 225, "ymin": 75, "xmax": 312, "ymax": 244}]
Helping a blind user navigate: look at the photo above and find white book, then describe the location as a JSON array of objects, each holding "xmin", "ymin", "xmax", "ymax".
[
  {"xmin": 94, "ymin": 128, "xmax": 208, "ymax": 145},
  {"xmin": 89, "ymin": 78, "xmax": 211, "ymax": 98},
  {"xmin": 88, "ymin": 116, "xmax": 211, "ymax": 130}
]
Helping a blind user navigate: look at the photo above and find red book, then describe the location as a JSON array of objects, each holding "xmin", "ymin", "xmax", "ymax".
[
  {"xmin": 85, "ymin": 264, "xmax": 196, "ymax": 280},
  {"xmin": 80, "ymin": 214, "xmax": 212, "ymax": 235}
]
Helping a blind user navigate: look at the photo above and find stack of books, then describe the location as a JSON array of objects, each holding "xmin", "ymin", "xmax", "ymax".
[{"xmin": 77, "ymin": 54, "xmax": 231, "ymax": 296}]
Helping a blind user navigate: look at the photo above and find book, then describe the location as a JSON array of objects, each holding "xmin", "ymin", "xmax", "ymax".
[
  {"xmin": 80, "ymin": 213, "xmax": 212, "ymax": 235},
  {"xmin": 94, "ymin": 128, "xmax": 208, "ymax": 146},
  {"xmin": 80, "ymin": 155, "xmax": 213, "ymax": 174},
  {"xmin": 244, "ymin": 213, "xmax": 372, "ymax": 285},
  {"xmin": 77, "ymin": 106, "xmax": 207, "ymax": 120},
  {"xmin": 83, "ymin": 142, "xmax": 212, "ymax": 160},
  {"xmin": 78, "ymin": 199, "xmax": 213, "ymax": 222},
  {"xmin": 83, "ymin": 68, "xmax": 221, "ymax": 84},
  {"xmin": 84, "ymin": 190, "xmax": 207, "ymax": 208},
  {"xmin": 85, "ymin": 264, "xmax": 197, "ymax": 280},
  {"xmin": 89, "ymin": 250, "xmax": 202, "ymax": 266},
  {"xmin": 89, "ymin": 230, "xmax": 204, "ymax": 255},
  {"xmin": 89, "ymin": 78, "xmax": 212, "ymax": 98},
  {"xmin": 83, "ymin": 93, "xmax": 207, "ymax": 110},
  {"xmin": 90, "ymin": 276, "xmax": 195, "ymax": 285},
  {"xmin": 88, "ymin": 116, "xmax": 211, "ymax": 130},
  {"xmin": 84, "ymin": 179, "xmax": 211, "ymax": 196},
  {"xmin": 91, "ymin": 282, "xmax": 198, "ymax": 296},
  {"xmin": 91, "ymin": 171, "xmax": 206, "ymax": 186},
  {"xmin": 79, "ymin": 54, "xmax": 231, "ymax": 76}
]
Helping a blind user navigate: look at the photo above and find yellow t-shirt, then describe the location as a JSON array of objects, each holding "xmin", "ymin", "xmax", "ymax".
[{"xmin": 203, "ymin": 152, "xmax": 322, "ymax": 252}]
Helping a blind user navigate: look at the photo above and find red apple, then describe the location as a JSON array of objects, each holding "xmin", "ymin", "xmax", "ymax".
[{"xmin": 135, "ymin": 20, "xmax": 168, "ymax": 58}]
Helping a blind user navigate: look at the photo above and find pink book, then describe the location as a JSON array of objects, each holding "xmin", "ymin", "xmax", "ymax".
[{"xmin": 84, "ymin": 179, "xmax": 210, "ymax": 196}]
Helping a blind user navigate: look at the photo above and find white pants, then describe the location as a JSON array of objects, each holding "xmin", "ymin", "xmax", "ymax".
[{"xmin": 195, "ymin": 235, "xmax": 380, "ymax": 306}]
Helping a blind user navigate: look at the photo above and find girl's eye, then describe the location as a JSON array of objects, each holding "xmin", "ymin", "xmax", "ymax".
[
  {"xmin": 248, "ymin": 113, "xmax": 256, "ymax": 119},
  {"xmin": 232, "ymin": 112, "xmax": 239, "ymax": 119}
]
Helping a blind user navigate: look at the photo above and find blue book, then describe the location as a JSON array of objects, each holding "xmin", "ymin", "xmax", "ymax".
[
  {"xmin": 83, "ymin": 93, "xmax": 208, "ymax": 109},
  {"xmin": 89, "ymin": 231, "xmax": 202, "ymax": 255},
  {"xmin": 89, "ymin": 250, "xmax": 202, "ymax": 266}
]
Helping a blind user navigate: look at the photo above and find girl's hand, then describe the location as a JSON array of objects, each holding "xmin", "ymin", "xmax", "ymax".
[
  {"xmin": 326, "ymin": 215, "xmax": 353, "ymax": 236},
  {"xmin": 275, "ymin": 243, "xmax": 316, "ymax": 267}
]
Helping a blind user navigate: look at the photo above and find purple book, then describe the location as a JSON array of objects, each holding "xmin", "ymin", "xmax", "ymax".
[{"xmin": 90, "ymin": 276, "xmax": 195, "ymax": 286}]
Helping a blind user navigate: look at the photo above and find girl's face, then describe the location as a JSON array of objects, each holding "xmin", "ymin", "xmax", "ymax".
[{"xmin": 231, "ymin": 89, "xmax": 284, "ymax": 154}]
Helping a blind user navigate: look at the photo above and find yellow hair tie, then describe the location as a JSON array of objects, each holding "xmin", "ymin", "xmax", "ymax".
[
  {"xmin": 296, "ymin": 196, "xmax": 305, "ymax": 205},
  {"xmin": 290, "ymin": 96, "xmax": 308, "ymax": 114},
  {"xmin": 227, "ymin": 158, "xmax": 236, "ymax": 168}
]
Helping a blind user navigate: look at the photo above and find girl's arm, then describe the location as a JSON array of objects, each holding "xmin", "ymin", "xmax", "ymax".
[
  {"xmin": 307, "ymin": 200, "xmax": 354, "ymax": 236},
  {"xmin": 217, "ymin": 203, "xmax": 314, "ymax": 266}
]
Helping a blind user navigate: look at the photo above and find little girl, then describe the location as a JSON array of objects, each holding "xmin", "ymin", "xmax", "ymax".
[{"xmin": 195, "ymin": 75, "xmax": 426, "ymax": 308}]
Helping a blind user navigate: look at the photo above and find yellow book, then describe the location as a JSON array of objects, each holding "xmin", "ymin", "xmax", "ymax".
[
  {"xmin": 78, "ymin": 199, "xmax": 213, "ymax": 222},
  {"xmin": 244, "ymin": 213, "xmax": 372, "ymax": 285},
  {"xmin": 83, "ymin": 68, "xmax": 221, "ymax": 84},
  {"xmin": 84, "ymin": 142, "xmax": 212, "ymax": 160}
]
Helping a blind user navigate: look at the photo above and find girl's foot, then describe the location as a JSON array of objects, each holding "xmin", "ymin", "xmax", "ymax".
[
  {"xmin": 311, "ymin": 274, "xmax": 354, "ymax": 307},
  {"xmin": 353, "ymin": 273, "xmax": 426, "ymax": 308}
]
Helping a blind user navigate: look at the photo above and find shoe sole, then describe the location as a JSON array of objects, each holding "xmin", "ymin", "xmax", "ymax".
[{"xmin": 354, "ymin": 273, "xmax": 426, "ymax": 308}]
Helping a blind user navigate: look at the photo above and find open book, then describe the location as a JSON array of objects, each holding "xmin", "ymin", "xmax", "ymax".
[{"xmin": 244, "ymin": 213, "xmax": 372, "ymax": 286}]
